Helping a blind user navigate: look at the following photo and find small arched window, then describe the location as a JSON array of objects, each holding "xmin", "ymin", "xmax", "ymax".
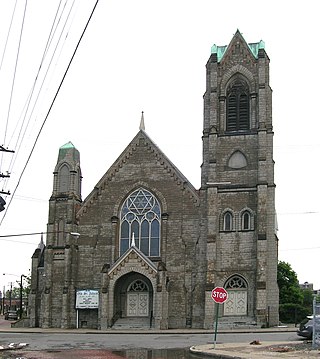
[
  {"xmin": 242, "ymin": 211, "xmax": 250, "ymax": 230},
  {"xmin": 223, "ymin": 211, "xmax": 233, "ymax": 231},
  {"xmin": 226, "ymin": 79, "xmax": 249, "ymax": 132},
  {"xmin": 240, "ymin": 209, "xmax": 254, "ymax": 231}
]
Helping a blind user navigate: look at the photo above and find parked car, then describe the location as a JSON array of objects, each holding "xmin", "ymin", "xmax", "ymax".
[
  {"xmin": 4, "ymin": 310, "xmax": 18, "ymax": 320},
  {"xmin": 297, "ymin": 315, "xmax": 320, "ymax": 340}
]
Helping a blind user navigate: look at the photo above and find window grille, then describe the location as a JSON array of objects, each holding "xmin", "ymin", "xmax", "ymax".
[{"xmin": 225, "ymin": 275, "xmax": 247, "ymax": 289}]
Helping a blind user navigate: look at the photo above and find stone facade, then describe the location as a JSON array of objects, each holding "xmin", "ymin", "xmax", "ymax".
[{"xmin": 29, "ymin": 31, "xmax": 279, "ymax": 329}]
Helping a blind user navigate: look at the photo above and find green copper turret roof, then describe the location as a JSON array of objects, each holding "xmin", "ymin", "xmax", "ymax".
[
  {"xmin": 58, "ymin": 141, "xmax": 80, "ymax": 163},
  {"xmin": 211, "ymin": 31, "xmax": 265, "ymax": 62},
  {"xmin": 60, "ymin": 141, "xmax": 75, "ymax": 149}
]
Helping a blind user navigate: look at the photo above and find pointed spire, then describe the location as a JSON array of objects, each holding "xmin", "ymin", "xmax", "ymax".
[
  {"xmin": 139, "ymin": 111, "xmax": 145, "ymax": 131},
  {"xmin": 38, "ymin": 232, "xmax": 45, "ymax": 251},
  {"xmin": 131, "ymin": 232, "xmax": 136, "ymax": 247}
]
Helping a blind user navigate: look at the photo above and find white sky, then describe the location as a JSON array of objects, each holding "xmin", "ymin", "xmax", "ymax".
[{"xmin": 0, "ymin": 0, "xmax": 319, "ymax": 293}]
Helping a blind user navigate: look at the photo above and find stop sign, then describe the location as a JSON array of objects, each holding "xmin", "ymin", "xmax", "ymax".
[{"xmin": 211, "ymin": 287, "xmax": 228, "ymax": 304}]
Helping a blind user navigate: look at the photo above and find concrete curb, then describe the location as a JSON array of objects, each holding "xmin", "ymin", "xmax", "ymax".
[{"xmin": 0, "ymin": 326, "xmax": 298, "ymax": 335}]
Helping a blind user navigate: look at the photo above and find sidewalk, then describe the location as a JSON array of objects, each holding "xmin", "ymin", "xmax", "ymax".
[{"xmin": 191, "ymin": 341, "xmax": 318, "ymax": 358}]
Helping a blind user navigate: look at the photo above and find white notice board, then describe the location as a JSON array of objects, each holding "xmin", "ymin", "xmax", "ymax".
[{"xmin": 76, "ymin": 290, "xmax": 99, "ymax": 309}]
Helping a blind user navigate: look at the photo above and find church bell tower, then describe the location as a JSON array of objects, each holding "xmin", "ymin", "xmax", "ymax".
[{"xmin": 201, "ymin": 31, "xmax": 279, "ymax": 327}]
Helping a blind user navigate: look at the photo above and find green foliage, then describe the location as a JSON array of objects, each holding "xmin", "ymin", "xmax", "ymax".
[
  {"xmin": 279, "ymin": 303, "xmax": 310, "ymax": 324},
  {"xmin": 302, "ymin": 289, "xmax": 314, "ymax": 310},
  {"xmin": 4, "ymin": 275, "xmax": 31, "ymax": 298},
  {"xmin": 277, "ymin": 261, "xmax": 303, "ymax": 305},
  {"xmin": 277, "ymin": 261, "xmax": 312, "ymax": 323}
]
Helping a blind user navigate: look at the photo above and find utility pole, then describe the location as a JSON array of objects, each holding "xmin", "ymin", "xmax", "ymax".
[
  {"xmin": 1, "ymin": 286, "xmax": 4, "ymax": 314},
  {"xmin": 0, "ymin": 145, "xmax": 14, "ymax": 211},
  {"xmin": 9, "ymin": 282, "xmax": 12, "ymax": 310}
]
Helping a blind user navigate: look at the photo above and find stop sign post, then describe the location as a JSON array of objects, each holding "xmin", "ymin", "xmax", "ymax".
[{"xmin": 211, "ymin": 287, "xmax": 228, "ymax": 348}]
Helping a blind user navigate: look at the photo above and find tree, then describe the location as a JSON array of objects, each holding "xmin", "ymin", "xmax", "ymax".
[
  {"xmin": 278, "ymin": 261, "xmax": 303, "ymax": 305},
  {"xmin": 277, "ymin": 261, "xmax": 309, "ymax": 324},
  {"xmin": 5, "ymin": 276, "xmax": 31, "ymax": 299}
]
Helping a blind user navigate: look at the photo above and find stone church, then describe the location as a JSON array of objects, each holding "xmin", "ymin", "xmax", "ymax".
[{"xmin": 29, "ymin": 31, "xmax": 279, "ymax": 330}]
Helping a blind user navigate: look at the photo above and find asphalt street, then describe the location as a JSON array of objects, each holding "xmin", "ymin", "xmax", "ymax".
[{"xmin": 1, "ymin": 316, "xmax": 308, "ymax": 358}]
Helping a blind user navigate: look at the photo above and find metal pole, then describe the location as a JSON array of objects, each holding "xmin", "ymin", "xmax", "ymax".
[
  {"xmin": 20, "ymin": 275, "xmax": 23, "ymax": 319},
  {"xmin": 76, "ymin": 309, "xmax": 79, "ymax": 329},
  {"xmin": 213, "ymin": 303, "xmax": 219, "ymax": 349},
  {"xmin": 2, "ymin": 286, "xmax": 5, "ymax": 314},
  {"xmin": 313, "ymin": 297, "xmax": 315, "ymax": 349},
  {"xmin": 9, "ymin": 282, "xmax": 12, "ymax": 309}
]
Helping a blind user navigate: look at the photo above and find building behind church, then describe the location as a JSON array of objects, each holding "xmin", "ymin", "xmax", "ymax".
[{"xmin": 29, "ymin": 31, "xmax": 279, "ymax": 330}]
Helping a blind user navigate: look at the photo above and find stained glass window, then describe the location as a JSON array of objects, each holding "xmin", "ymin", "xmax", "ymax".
[{"xmin": 120, "ymin": 188, "xmax": 161, "ymax": 256}]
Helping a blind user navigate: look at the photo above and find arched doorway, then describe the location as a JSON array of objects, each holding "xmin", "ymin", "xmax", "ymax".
[
  {"xmin": 223, "ymin": 275, "xmax": 248, "ymax": 316},
  {"xmin": 113, "ymin": 272, "xmax": 153, "ymax": 318}
]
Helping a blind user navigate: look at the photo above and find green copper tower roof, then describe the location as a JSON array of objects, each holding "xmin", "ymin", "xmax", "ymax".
[
  {"xmin": 58, "ymin": 141, "xmax": 80, "ymax": 163},
  {"xmin": 60, "ymin": 141, "xmax": 75, "ymax": 149},
  {"xmin": 211, "ymin": 31, "xmax": 265, "ymax": 62}
]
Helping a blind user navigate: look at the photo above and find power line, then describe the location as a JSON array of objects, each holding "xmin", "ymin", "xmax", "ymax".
[
  {"xmin": 0, "ymin": 231, "xmax": 46, "ymax": 238},
  {"xmin": 277, "ymin": 211, "xmax": 319, "ymax": 216},
  {"xmin": 2, "ymin": 0, "xmax": 75, "ymax": 191},
  {"xmin": 279, "ymin": 246, "xmax": 320, "ymax": 252},
  {"xmin": 0, "ymin": 0, "xmax": 100, "ymax": 226},
  {"xmin": 0, "ymin": 1, "xmax": 18, "ymax": 75},
  {"xmin": 3, "ymin": 0, "xmax": 27, "ymax": 148}
]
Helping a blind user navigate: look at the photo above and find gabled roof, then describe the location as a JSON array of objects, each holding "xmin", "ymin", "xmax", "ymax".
[
  {"xmin": 211, "ymin": 30, "xmax": 265, "ymax": 63},
  {"xmin": 108, "ymin": 245, "xmax": 157, "ymax": 278},
  {"xmin": 77, "ymin": 128, "xmax": 199, "ymax": 217}
]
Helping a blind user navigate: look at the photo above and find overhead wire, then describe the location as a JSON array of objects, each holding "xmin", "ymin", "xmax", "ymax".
[
  {"xmin": 2, "ymin": 0, "xmax": 67, "ymax": 190},
  {"xmin": 0, "ymin": 0, "xmax": 100, "ymax": 226},
  {"xmin": 0, "ymin": 0, "xmax": 18, "ymax": 83},
  {"xmin": 2, "ymin": 0, "xmax": 27, "ymax": 149},
  {"xmin": 0, "ymin": 0, "xmax": 19, "ymax": 179},
  {"xmin": 1, "ymin": 0, "xmax": 78, "ymax": 197}
]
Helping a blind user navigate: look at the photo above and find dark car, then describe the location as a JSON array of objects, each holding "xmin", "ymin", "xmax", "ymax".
[
  {"xmin": 4, "ymin": 310, "xmax": 18, "ymax": 320},
  {"xmin": 297, "ymin": 316, "xmax": 318, "ymax": 340}
]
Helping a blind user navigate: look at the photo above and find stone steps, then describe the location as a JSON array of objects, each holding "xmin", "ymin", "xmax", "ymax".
[
  {"xmin": 217, "ymin": 316, "xmax": 257, "ymax": 329},
  {"xmin": 112, "ymin": 317, "xmax": 152, "ymax": 329}
]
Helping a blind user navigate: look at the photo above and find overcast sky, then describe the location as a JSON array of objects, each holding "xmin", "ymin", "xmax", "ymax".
[{"xmin": 0, "ymin": 0, "xmax": 319, "ymax": 293}]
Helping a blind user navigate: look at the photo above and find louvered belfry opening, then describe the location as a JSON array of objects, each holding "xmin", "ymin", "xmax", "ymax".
[{"xmin": 226, "ymin": 79, "xmax": 249, "ymax": 132}]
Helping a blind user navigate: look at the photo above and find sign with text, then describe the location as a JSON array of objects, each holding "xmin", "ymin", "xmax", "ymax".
[
  {"xmin": 76, "ymin": 290, "xmax": 99, "ymax": 309},
  {"xmin": 211, "ymin": 287, "xmax": 228, "ymax": 304}
]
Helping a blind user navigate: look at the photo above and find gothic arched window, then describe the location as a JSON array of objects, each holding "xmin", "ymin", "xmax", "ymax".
[
  {"xmin": 59, "ymin": 164, "xmax": 70, "ymax": 192},
  {"xmin": 223, "ymin": 211, "xmax": 233, "ymax": 231},
  {"xmin": 241, "ymin": 211, "xmax": 251, "ymax": 230},
  {"xmin": 226, "ymin": 79, "xmax": 249, "ymax": 132},
  {"xmin": 120, "ymin": 188, "xmax": 161, "ymax": 257},
  {"xmin": 240, "ymin": 209, "xmax": 254, "ymax": 231}
]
